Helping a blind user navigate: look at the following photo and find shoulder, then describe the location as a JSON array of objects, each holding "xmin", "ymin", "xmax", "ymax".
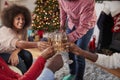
[
  {"xmin": 80, "ymin": 0, "xmax": 95, "ymax": 9},
  {"xmin": 0, "ymin": 26, "xmax": 16, "ymax": 37},
  {"xmin": 0, "ymin": 26, "xmax": 11, "ymax": 33}
]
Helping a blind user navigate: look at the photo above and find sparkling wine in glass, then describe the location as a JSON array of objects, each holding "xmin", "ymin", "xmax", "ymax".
[{"xmin": 53, "ymin": 32, "xmax": 73, "ymax": 64}]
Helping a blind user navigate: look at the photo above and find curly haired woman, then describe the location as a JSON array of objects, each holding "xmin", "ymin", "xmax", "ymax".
[{"xmin": 0, "ymin": 4, "xmax": 49, "ymax": 74}]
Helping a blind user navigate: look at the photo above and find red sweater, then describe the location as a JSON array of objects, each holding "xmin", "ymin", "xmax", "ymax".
[{"xmin": 0, "ymin": 56, "xmax": 46, "ymax": 80}]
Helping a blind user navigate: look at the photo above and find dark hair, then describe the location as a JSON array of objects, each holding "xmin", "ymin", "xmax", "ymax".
[{"xmin": 1, "ymin": 4, "xmax": 31, "ymax": 29}]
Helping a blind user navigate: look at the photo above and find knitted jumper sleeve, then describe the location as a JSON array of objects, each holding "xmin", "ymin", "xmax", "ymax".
[
  {"xmin": 95, "ymin": 53, "xmax": 120, "ymax": 69},
  {"xmin": 19, "ymin": 56, "xmax": 46, "ymax": 80},
  {"xmin": 0, "ymin": 57, "xmax": 22, "ymax": 80},
  {"xmin": 0, "ymin": 55, "xmax": 46, "ymax": 80}
]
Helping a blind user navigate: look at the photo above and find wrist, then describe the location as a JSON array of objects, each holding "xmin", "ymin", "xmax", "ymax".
[
  {"xmin": 37, "ymin": 42, "xmax": 40, "ymax": 48},
  {"xmin": 12, "ymin": 48, "xmax": 21, "ymax": 55}
]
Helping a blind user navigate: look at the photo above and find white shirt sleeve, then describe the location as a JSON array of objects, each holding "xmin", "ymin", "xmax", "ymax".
[
  {"xmin": 37, "ymin": 68, "xmax": 54, "ymax": 80},
  {"xmin": 95, "ymin": 53, "xmax": 120, "ymax": 69}
]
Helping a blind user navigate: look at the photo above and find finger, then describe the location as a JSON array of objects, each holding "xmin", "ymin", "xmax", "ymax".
[
  {"xmin": 38, "ymin": 42, "xmax": 48, "ymax": 47},
  {"xmin": 8, "ymin": 58, "xmax": 10, "ymax": 63},
  {"xmin": 38, "ymin": 44, "xmax": 50, "ymax": 49},
  {"xmin": 11, "ymin": 59, "xmax": 14, "ymax": 66},
  {"xmin": 8, "ymin": 57, "xmax": 12, "ymax": 64},
  {"xmin": 14, "ymin": 60, "xmax": 18, "ymax": 66}
]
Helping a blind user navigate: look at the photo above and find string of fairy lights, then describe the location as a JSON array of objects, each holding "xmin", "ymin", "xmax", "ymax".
[{"xmin": 32, "ymin": 0, "xmax": 60, "ymax": 32}]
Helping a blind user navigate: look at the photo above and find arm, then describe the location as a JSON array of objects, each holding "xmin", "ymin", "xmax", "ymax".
[
  {"xmin": 16, "ymin": 40, "xmax": 50, "ymax": 49},
  {"xmin": 59, "ymin": 3, "xmax": 67, "ymax": 31},
  {"xmin": 8, "ymin": 48, "xmax": 21, "ymax": 66},
  {"xmin": 0, "ymin": 57, "xmax": 22, "ymax": 80},
  {"xmin": 0, "ymin": 46, "xmax": 55, "ymax": 80},
  {"xmin": 95, "ymin": 53, "xmax": 120, "ymax": 69},
  {"xmin": 68, "ymin": 0, "xmax": 96, "ymax": 42},
  {"xmin": 69, "ymin": 43, "xmax": 98, "ymax": 62},
  {"xmin": 77, "ymin": 48, "xmax": 98, "ymax": 62},
  {"xmin": 70, "ymin": 43, "xmax": 120, "ymax": 69},
  {"xmin": 16, "ymin": 40, "xmax": 38, "ymax": 49},
  {"xmin": 37, "ymin": 54, "xmax": 63, "ymax": 80},
  {"xmin": 19, "ymin": 46, "xmax": 56, "ymax": 80},
  {"xmin": 19, "ymin": 56, "xmax": 46, "ymax": 80}
]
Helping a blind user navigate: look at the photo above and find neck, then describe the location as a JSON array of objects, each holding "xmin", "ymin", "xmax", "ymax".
[{"xmin": 12, "ymin": 27, "xmax": 21, "ymax": 33}]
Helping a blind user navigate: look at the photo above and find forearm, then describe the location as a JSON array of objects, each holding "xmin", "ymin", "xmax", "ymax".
[
  {"xmin": 16, "ymin": 40, "xmax": 38, "ymax": 49},
  {"xmin": 19, "ymin": 56, "xmax": 46, "ymax": 80},
  {"xmin": 60, "ymin": 5, "xmax": 67, "ymax": 29},
  {"xmin": 79, "ymin": 49, "xmax": 98, "ymax": 62},
  {"xmin": 68, "ymin": 27, "xmax": 89, "ymax": 42}
]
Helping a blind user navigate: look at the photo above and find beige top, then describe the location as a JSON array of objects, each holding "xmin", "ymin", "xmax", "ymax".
[{"xmin": 0, "ymin": 26, "xmax": 27, "ymax": 54}]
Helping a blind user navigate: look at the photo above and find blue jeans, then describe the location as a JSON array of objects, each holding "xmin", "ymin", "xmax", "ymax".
[
  {"xmin": 0, "ymin": 49, "xmax": 33, "ymax": 74},
  {"xmin": 66, "ymin": 27, "xmax": 94, "ymax": 80}
]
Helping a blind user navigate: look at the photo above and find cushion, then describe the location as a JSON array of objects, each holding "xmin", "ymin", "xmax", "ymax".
[{"xmin": 8, "ymin": 65, "xmax": 22, "ymax": 75}]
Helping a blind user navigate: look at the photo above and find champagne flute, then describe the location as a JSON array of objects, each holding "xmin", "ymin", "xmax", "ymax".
[{"xmin": 53, "ymin": 32, "xmax": 73, "ymax": 64}]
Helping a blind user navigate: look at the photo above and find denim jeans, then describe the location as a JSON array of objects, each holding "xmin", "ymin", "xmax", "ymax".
[
  {"xmin": 66, "ymin": 27, "xmax": 94, "ymax": 80},
  {"xmin": 0, "ymin": 49, "xmax": 33, "ymax": 74}
]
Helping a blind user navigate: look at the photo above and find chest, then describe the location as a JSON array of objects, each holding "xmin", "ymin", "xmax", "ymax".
[
  {"xmin": 61, "ymin": 0, "xmax": 81, "ymax": 15},
  {"xmin": 16, "ymin": 30, "xmax": 27, "ymax": 40}
]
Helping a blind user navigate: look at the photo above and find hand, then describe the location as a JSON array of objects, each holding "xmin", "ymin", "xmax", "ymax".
[
  {"xmin": 59, "ymin": 27, "xmax": 65, "ymax": 33},
  {"xmin": 64, "ymin": 42, "xmax": 82, "ymax": 55},
  {"xmin": 8, "ymin": 50, "xmax": 19, "ymax": 66},
  {"xmin": 40, "ymin": 46, "xmax": 55, "ymax": 59},
  {"xmin": 67, "ymin": 34, "xmax": 75, "ymax": 43},
  {"xmin": 47, "ymin": 54, "xmax": 63, "ymax": 73},
  {"xmin": 38, "ymin": 41, "xmax": 51, "ymax": 51}
]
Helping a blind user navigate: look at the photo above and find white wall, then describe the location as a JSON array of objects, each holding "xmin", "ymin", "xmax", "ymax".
[{"xmin": 0, "ymin": 0, "xmax": 36, "ymax": 13}]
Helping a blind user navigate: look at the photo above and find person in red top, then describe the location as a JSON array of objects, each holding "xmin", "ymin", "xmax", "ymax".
[
  {"xmin": 58, "ymin": 0, "xmax": 96, "ymax": 80},
  {"xmin": 0, "ymin": 46, "xmax": 63, "ymax": 80}
]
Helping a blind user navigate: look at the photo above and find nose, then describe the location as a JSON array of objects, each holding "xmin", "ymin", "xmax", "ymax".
[{"xmin": 20, "ymin": 19, "xmax": 25, "ymax": 23}]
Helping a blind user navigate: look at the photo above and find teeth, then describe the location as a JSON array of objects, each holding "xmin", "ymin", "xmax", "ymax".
[{"xmin": 18, "ymin": 24, "xmax": 23, "ymax": 27}]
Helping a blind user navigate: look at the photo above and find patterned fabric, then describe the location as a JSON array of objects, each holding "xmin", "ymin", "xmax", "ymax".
[
  {"xmin": 58, "ymin": 0, "xmax": 96, "ymax": 42},
  {"xmin": 112, "ymin": 13, "xmax": 120, "ymax": 32}
]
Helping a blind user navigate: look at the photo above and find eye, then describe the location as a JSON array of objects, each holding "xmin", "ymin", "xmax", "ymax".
[
  {"xmin": 22, "ymin": 18, "xmax": 25, "ymax": 21},
  {"xmin": 16, "ymin": 17, "xmax": 20, "ymax": 20},
  {"xmin": 16, "ymin": 17, "xmax": 25, "ymax": 21}
]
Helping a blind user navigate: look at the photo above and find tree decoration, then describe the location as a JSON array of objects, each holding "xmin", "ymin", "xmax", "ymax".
[{"xmin": 32, "ymin": 0, "xmax": 60, "ymax": 32}]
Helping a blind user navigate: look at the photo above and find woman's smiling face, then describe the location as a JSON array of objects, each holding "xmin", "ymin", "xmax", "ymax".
[{"xmin": 13, "ymin": 14, "xmax": 25, "ymax": 30}]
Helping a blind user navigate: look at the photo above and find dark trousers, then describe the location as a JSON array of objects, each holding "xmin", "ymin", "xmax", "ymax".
[
  {"xmin": 0, "ymin": 49, "xmax": 33, "ymax": 74},
  {"xmin": 66, "ymin": 27, "xmax": 94, "ymax": 80}
]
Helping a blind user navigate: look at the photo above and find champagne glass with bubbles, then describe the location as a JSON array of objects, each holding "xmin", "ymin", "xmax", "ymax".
[
  {"xmin": 53, "ymin": 32, "xmax": 73, "ymax": 64},
  {"xmin": 42, "ymin": 31, "xmax": 73, "ymax": 64}
]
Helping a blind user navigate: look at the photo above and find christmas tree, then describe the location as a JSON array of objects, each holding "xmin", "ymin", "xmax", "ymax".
[{"xmin": 32, "ymin": 0, "xmax": 60, "ymax": 32}]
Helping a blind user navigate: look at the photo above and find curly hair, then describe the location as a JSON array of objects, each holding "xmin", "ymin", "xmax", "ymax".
[{"xmin": 1, "ymin": 4, "xmax": 31, "ymax": 29}]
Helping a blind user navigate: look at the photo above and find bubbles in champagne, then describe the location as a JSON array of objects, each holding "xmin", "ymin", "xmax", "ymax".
[{"xmin": 42, "ymin": 31, "xmax": 73, "ymax": 64}]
